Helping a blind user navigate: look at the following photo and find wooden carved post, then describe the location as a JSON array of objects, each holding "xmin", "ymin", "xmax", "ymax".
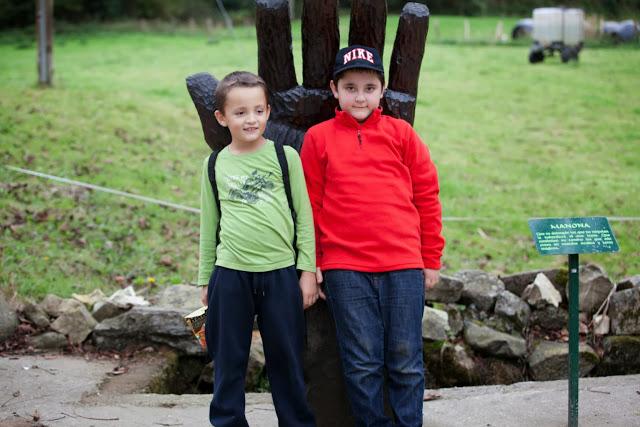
[
  {"xmin": 349, "ymin": 0, "xmax": 387, "ymax": 57},
  {"xmin": 36, "ymin": 0, "xmax": 54, "ymax": 86}
]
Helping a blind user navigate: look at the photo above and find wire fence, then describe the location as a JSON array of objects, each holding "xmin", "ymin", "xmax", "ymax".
[{"xmin": 5, "ymin": 165, "xmax": 639, "ymax": 223}]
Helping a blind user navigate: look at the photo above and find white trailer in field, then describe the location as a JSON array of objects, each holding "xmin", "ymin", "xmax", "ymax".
[{"xmin": 529, "ymin": 7, "xmax": 585, "ymax": 63}]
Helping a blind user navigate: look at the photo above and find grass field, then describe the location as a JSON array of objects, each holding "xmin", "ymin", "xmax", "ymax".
[{"xmin": 1, "ymin": 16, "xmax": 639, "ymax": 299}]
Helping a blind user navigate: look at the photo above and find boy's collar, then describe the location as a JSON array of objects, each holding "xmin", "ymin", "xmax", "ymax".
[{"xmin": 335, "ymin": 107, "xmax": 382, "ymax": 128}]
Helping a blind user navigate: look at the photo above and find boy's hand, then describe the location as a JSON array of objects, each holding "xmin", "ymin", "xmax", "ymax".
[
  {"xmin": 200, "ymin": 286, "xmax": 208, "ymax": 307},
  {"xmin": 316, "ymin": 267, "xmax": 326, "ymax": 300},
  {"xmin": 423, "ymin": 268, "xmax": 440, "ymax": 291},
  {"xmin": 300, "ymin": 271, "xmax": 319, "ymax": 309}
]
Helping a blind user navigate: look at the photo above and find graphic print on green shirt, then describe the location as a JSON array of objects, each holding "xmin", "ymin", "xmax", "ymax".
[{"xmin": 228, "ymin": 170, "xmax": 275, "ymax": 204}]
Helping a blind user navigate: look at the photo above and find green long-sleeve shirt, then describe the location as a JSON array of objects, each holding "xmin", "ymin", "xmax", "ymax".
[{"xmin": 197, "ymin": 140, "xmax": 315, "ymax": 286}]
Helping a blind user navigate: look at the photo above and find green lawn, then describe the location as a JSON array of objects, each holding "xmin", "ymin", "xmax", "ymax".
[{"xmin": 1, "ymin": 16, "xmax": 639, "ymax": 298}]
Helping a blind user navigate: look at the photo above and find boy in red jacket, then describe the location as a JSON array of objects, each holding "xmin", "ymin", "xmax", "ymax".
[{"xmin": 301, "ymin": 45, "xmax": 445, "ymax": 426}]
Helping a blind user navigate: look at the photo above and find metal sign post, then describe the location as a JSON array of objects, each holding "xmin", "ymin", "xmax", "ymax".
[
  {"xmin": 528, "ymin": 216, "xmax": 618, "ymax": 427},
  {"xmin": 36, "ymin": 0, "xmax": 54, "ymax": 86},
  {"xmin": 567, "ymin": 252, "xmax": 580, "ymax": 425}
]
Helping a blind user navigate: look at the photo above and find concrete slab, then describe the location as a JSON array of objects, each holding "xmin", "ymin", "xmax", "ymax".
[
  {"xmin": 1, "ymin": 355, "xmax": 638, "ymax": 426},
  {"xmin": 423, "ymin": 375, "xmax": 640, "ymax": 427}
]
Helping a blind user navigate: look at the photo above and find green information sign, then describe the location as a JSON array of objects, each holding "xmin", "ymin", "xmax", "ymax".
[
  {"xmin": 528, "ymin": 216, "xmax": 618, "ymax": 427},
  {"xmin": 528, "ymin": 216, "xmax": 619, "ymax": 256}
]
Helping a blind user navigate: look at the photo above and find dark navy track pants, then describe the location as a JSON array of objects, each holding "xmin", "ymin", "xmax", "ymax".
[{"xmin": 205, "ymin": 265, "xmax": 315, "ymax": 427}]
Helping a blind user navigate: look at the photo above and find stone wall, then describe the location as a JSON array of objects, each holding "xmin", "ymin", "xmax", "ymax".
[{"xmin": 2, "ymin": 265, "xmax": 639, "ymax": 425}]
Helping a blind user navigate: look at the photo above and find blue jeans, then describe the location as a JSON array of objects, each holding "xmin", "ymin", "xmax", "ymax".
[{"xmin": 324, "ymin": 269, "xmax": 425, "ymax": 427}]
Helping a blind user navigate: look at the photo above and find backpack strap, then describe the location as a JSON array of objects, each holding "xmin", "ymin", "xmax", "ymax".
[
  {"xmin": 207, "ymin": 150, "xmax": 222, "ymax": 243},
  {"xmin": 274, "ymin": 141, "xmax": 298, "ymax": 263}
]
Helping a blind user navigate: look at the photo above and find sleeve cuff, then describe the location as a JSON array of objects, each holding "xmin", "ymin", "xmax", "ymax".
[
  {"xmin": 422, "ymin": 259, "xmax": 441, "ymax": 270},
  {"xmin": 296, "ymin": 263, "xmax": 316, "ymax": 273}
]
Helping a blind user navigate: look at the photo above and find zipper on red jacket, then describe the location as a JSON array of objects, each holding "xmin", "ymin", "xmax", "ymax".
[{"xmin": 357, "ymin": 129, "xmax": 362, "ymax": 147}]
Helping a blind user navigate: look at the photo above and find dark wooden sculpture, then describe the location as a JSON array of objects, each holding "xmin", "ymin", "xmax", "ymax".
[
  {"xmin": 186, "ymin": 2, "xmax": 430, "ymax": 425},
  {"xmin": 187, "ymin": 0, "xmax": 429, "ymax": 151},
  {"xmin": 349, "ymin": 0, "xmax": 387, "ymax": 57},
  {"xmin": 384, "ymin": 2, "xmax": 429, "ymax": 124},
  {"xmin": 301, "ymin": 0, "xmax": 339, "ymax": 89}
]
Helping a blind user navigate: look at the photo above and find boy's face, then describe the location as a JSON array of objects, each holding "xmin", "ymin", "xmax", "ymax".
[
  {"xmin": 214, "ymin": 86, "xmax": 270, "ymax": 145},
  {"xmin": 330, "ymin": 69, "xmax": 384, "ymax": 123}
]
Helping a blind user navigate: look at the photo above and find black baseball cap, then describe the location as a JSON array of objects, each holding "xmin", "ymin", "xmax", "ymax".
[{"xmin": 333, "ymin": 45, "xmax": 384, "ymax": 79}]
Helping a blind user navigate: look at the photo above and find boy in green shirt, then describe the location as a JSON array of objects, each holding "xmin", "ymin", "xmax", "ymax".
[{"xmin": 197, "ymin": 71, "xmax": 317, "ymax": 426}]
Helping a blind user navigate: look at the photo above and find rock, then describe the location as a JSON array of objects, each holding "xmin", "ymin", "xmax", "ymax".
[
  {"xmin": 617, "ymin": 275, "xmax": 640, "ymax": 291},
  {"xmin": 462, "ymin": 305, "xmax": 517, "ymax": 335},
  {"xmin": 445, "ymin": 305, "xmax": 464, "ymax": 336},
  {"xmin": 579, "ymin": 322, "xmax": 589, "ymax": 334},
  {"xmin": 528, "ymin": 340, "xmax": 599, "ymax": 381},
  {"xmin": 474, "ymin": 357, "xmax": 525, "ymax": 386},
  {"xmin": 529, "ymin": 306, "xmax": 569, "ymax": 331},
  {"xmin": 107, "ymin": 286, "xmax": 150, "ymax": 309},
  {"xmin": 199, "ymin": 361, "xmax": 214, "ymax": 386},
  {"xmin": 593, "ymin": 314, "xmax": 610, "ymax": 335},
  {"xmin": 37, "ymin": 295, "xmax": 84, "ymax": 320},
  {"xmin": 609, "ymin": 287, "xmax": 640, "ymax": 335},
  {"xmin": 93, "ymin": 306, "xmax": 204, "ymax": 355},
  {"xmin": 23, "ymin": 302, "xmax": 50, "ymax": 328},
  {"xmin": 500, "ymin": 269, "xmax": 566, "ymax": 299},
  {"xmin": 146, "ymin": 351, "xmax": 207, "ymax": 395},
  {"xmin": 72, "ymin": 289, "xmax": 107, "ymax": 308},
  {"xmin": 50, "ymin": 305, "xmax": 98, "ymax": 344},
  {"xmin": 456, "ymin": 270, "xmax": 505, "ymax": 312},
  {"xmin": 0, "ymin": 292, "xmax": 19, "ymax": 342},
  {"xmin": 494, "ymin": 290, "xmax": 531, "ymax": 329},
  {"xmin": 422, "ymin": 306, "xmax": 450, "ymax": 341},
  {"xmin": 463, "ymin": 321, "xmax": 526, "ymax": 359},
  {"xmin": 424, "ymin": 342, "xmax": 477, "ymax": 387},
  {"xmin": 200, "ymin": 332, "xmax": 265, "ymax": 390},
  {"xmin": 39, "ymin": 294, "xmax": 65, "ymax": 317},
  {"xmin": 594, "ymin": 335, "xmax": 640, "ymax": 376},
  {"xmin": 153, "ymin": 284, "xmax": 202, "ymax": 313},
  {"xmin": 28, "ymin": 332, "xmax": 68, "ymax": 349},
  {"xmin": 570, "ymin": 264, "xmax": 615, "ymax": 314},
  {"xmin": 246, "ymin": 332, "xmax": 265, "ymax": 389},
  {"xmin": 522, "ymin": 273, "xmax": 562, "ymax": 308},
  {"xmin": 461, "ymin": 304, "xmax": 488, "ymax": 324},
  {"xmin": 425, "ymin": 341, "xmax": 523, "ymax": 387},
  {"xmin": 59, "ymin": 298, "xmax": 87, "ymax": 314},
  {"xmin": 425, "ymin": 275, "xmax": 463, "ymax": 303},
  {"xmin": 485, "ymin": 315, "xmax": 518, "ymax": 334},
  {"xmin": 92, "ymin": 301, "xmax": 127, "ymax": 322}
]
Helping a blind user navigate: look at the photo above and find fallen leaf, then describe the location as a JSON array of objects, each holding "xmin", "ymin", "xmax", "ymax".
[
  {"xmin": 160, "ymin": 255, "xmax": 174, "ymax": 268},
  {"xmin": 423, "ymin": 391, "xmax": 441, "ymax": 401},
  {"xmin": 138, "ymin": 217, "xmax": 149, "ymax": 230},
  {"xmin": 34, "ymin": 210, "xmax": 49, "ymax": 222},
  {"xmin": 477, "ymin": 228, "xmax": 490, "ymax": 239},
  {"xmin": 107, "ymin": 366, "xmax": 128, "ymax": 376}
]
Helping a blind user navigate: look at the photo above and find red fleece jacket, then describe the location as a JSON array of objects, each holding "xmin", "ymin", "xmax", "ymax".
[{"xmin": 301, "ymin": 108, "xmax": 445, "ymax": 272}]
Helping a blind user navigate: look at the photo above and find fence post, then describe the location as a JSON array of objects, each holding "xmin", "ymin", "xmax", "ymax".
[
  {"xmin": 36, "ymin": 0, "xmax": 53, "ymax": 86},
  {"xmin": 495, "ymin": 20, "xmax": 504, "ymax": 41}
]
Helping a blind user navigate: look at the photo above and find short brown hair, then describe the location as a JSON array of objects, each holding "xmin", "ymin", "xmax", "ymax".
[{"xmin": 214, "ymin": 71, "xmax": 269, "ymax": 114}]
